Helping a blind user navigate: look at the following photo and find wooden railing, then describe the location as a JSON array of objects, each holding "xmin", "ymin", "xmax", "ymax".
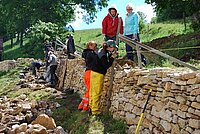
[{"xmin": 118, "ymin": 34, "xmax": 199, "ymax": 71}]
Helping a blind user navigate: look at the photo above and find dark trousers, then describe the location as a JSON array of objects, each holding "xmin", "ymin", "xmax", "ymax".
[
  {"xmin": 125, "ymin": 34, "xmax": 146, "ymax": 65},
  {"xmin": 50, "ymin": 65, "xmax": 58, "ymax": 86},
  {"xmin": 104, "ymin": 35, "xmax": 116, "ymax": 41}
]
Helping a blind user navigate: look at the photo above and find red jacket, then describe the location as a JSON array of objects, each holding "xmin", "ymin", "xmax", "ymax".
[{"xmin": 102, "ymin": 13, "xmax": 123, "ymax": 37}]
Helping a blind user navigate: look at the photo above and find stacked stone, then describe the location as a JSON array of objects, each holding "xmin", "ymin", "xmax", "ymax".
[
  {"xmin": 0, "ymin": 95, "xmax": 67, "ymax": 134},
  {"xmin": 0, "ymin": 60, "xmax": 17, "ymax": 72},
  {"xmin": 64, "ymin": 59, "xmax": 85, "ymax": 94},
  {"xmin": 108, "ymin": 68, "xmax": 200, "ymax": 134}
]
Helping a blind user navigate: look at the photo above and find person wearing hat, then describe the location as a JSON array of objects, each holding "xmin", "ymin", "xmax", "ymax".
[
  {"xmin": 102, "ymin": 4, "xmax": 123, "ymax": 41},
  {"xmin": 89, "ymin": 40, "xmax": 118, "ymax": 117}
]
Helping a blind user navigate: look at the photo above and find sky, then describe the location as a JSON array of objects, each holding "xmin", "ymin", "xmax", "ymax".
[{"xmin": 69, "ymin": 0, "xmax": 155, "ymax": 30}]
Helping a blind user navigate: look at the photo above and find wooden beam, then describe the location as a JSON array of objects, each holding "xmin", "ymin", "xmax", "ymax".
[{"xmin": 118, "ymin": 34, "xmax": 199, "ymax": 71}]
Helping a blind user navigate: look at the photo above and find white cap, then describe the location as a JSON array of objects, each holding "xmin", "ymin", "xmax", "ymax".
[{"xmin": 108, "ymin": 4, "xmax": 118, "ymax": 12}]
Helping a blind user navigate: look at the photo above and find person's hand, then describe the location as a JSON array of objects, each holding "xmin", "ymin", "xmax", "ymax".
[
  {"xmin": 111, "ymin": 51, "xmax": 118, "ymax": 59},
  {"xmin": 132, "ymin": 34, "xmax": 137, "ymax": 40},
  {"xmin": 102, "ymin": 34, "xmax": 106, "ymax": 41}
]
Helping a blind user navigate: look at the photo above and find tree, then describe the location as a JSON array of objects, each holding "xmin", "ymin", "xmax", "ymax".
[
  {"xmin": 145, "ymin": 0, "xmax": 200, "ymax": 30},
  {"xmin": 137, "ymin": 11, "xmax": 147, "ymax": 32},
  {"xmin": 0, "ymin": 0, "xmax": 109, "ymax": 46}
]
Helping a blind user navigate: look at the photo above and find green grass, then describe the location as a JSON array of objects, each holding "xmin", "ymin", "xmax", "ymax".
[
  {"xmin": 0, "ymin": 67, "xmax": 127, "ymax": 134},
  {"xmin": 52, "ymin": 93, "xmax": 127, "ymax": 134}
]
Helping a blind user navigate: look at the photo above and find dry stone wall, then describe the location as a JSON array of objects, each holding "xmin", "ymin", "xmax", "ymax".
[{"xmin": 63, "ymin": 60, "xmax": 200, "ymax": 134}]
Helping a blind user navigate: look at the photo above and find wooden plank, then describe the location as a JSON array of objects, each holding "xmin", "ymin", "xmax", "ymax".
[
  {"xmin": 57, "ymin": 59, "xmax": 68, "ymax": 90},
  {"xmin": 118, "ymin": 34, "xmax": 199, "ymax": 71},
  {"xmin": 136, "ymin": 44, "xmax": 142, "ymax": 68}
]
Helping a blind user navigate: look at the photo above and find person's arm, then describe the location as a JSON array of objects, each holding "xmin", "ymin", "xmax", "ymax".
[
  {"xmin": 120, "ymin": 18, "xmax": 124, "ymax": 34},
  {"xmin": 102, "ymin": 17, "xmax": 107, "ymax": 35},
  {"xmin": 133, "ymin": 13, "xmax": 139, "ymax": 34},
  {"xmin": 100, "ymin": 55, "xmax": 114, "ymax": 69}
]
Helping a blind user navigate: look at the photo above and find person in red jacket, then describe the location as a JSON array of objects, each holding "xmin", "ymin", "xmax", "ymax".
[{"xmin": 102, "ymin": 4, "xmax": 123, "ymax": 41}]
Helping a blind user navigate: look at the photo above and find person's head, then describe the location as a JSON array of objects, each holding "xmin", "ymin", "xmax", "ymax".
[
  {"xmin": 108, "ymin": 4, "xmax": 117, "ymax": 17},
  {"xmin": 126, "ymin": 3, "xmax": 134, "ymax": 14},
  {"xmin": 103, "ymin": 40, "xmax": 117, "ymax": 52},
  {"xmin": 86, "ymin": 41, "xmax": 97, "ymax": 50},
  {"xmin": 44, "ymin": 39, "xmax": 49, "ymax": 44}
]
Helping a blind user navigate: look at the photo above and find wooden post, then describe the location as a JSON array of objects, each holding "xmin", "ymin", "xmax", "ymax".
[
  {"xmin": 56, "ymin": 59, "xmax": 68, "ymax": 90},
  {"xmin": 136, "ymin": 44, "xmax": 142, "ymax": 68}
]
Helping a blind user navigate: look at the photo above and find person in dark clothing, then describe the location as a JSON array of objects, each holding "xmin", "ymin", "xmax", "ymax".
[
  {"xmin": 89, "ymin": 40, "xmax": 118, "ymax": 116},
  {"xmin": 44, "ymin": 51, "xmax": 58, "ymax": 87},
  {"xmin": 66, "ymin": 34, "xmax": 76, "ymax": 59},
  {"xmin": 44, "ymin": 39, "xmax": 52, "ymax": 60},
  {"xmin": 31, "ymin": 61, "xmax": 43, "ymax": 77},
  {"xmin": 78, "ymin": 41, "xmax": 97, "ymax": 112}
]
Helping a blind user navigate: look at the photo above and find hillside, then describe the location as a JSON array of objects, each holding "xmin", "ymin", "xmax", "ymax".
[{"xmin": 2, "ymin": 21, "xmax": 199, "ymax": 65}]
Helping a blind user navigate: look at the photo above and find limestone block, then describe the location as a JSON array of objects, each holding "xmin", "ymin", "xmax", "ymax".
[
  {"xmin": 178, "ymin": 104, "xmax": 188, "ymax": 112},
  {"xmin": 159, "ymin": 109, "xmax": 172, "ymax": 122},
  {"xmin": 125, "ymin": 113, "xmax": 136, "ymax": 125},
  {"xmin": 166, "ymin": 101, "xmax": 178, "ymax": 110},
  {"xmin": 162, "ymin": 77, "xmax": 171, "ymax": 82},
  {"xmin": 124, "ymin": 103, "xmax": 133, "ymax": 112},
  {"xmin": 190, "ymin": 89, "xmax": 200, "ymax": 96},
  {"xmin": 178, "ymin": 118, "xmax": 186, "ymax": 128},
  {"xmin": 189, "ymin": 119, "xmax": 200, "ymax": 129},
  {"xmin": 31, "ymin": 114, "xmax": 56, "ymax": 129},
  {"xmin": 151, "ymin": 106, "xmax": 160, "ymax": 118},
  {"xmin": 175, "ymin": 80, "xmax": 187, "ymax": 85},
  {"xmin": 194, "ymin": 109, "xmax": 200, "ymax": 116},
  {"xmin": 171, "ymin": 124, "xmax": 180, "ymax": 134},
  {"xmin": 193, "ymin": 130, "xmax": 200, "ymax": 134},
  {"xmin": 177, "ymin": 110, "xmax": 186, "ymax": 118},
  {"xmin": 175, "ymin": 96, "xmax": 186, "ymax": 104},
  {"xmin": 151, "ymin": 116, "xmax": 160, "ymax": 124},
  {"xmin": 28, "ymin": 124, "xmax": 48, "ymax": 134},
  {"xmin": 171, "ymin": 83, "xmax": 180, "ymax": 90},
  {"xmin": 132, "ymin": 106, "xmax": 141, "ymax": 116},
  {"xmin": 165, "ymin": 91, "xmax": 176, "ymax": 98},
  {"xmin": 160, "ymin": 120, "xmax": 171, "ymax": 132},
  {"xmin": 172, "ymin": 115, "xmax": 178, "ymax": 123},
  {"xmin": 19, "ymin": 123, "xmax": 28, "ymax": 132},
  {"xmin": 181, "ymin": 72, "xmax": 196, "ymax": 80},
  {"xmin": 191, "ymin": 102, "xmax": 200, "ymax": 109},
  {"xmin": 137, "ymin": 75, "xmax": 156, "ymax": 86},
  {"xmin": 164, "ymin": 82, "xmax": 172, "ymax": 91},
  {"xmin": 127, "ymin": 125, "xmax": 135, "ymax": 134},
  {"xmin": 197, "ymin": 95, "xmax": 200, "ymax": 102},
  {"xmin": 187, "ymin": 77, "xmax": 200, "ymax": 84},
  {"xmin": 142, "ymin": 118, "xmax": 151, "ymax": 128},
  {"xmin": 186, "ymin": 126, "xmax": 193, "ymax": 134}
]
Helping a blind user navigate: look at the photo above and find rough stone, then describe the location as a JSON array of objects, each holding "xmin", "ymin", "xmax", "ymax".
[
  {"xmin": 160, "ymin": 120, "xmax": 171, "ymax": 132},
  {"xmin": 189, "ymin": 119, "xmax": 200, "ymax": 129},
  {"xmin": 191, "ymin": 102, "xmax": 200, "ymax": 109},
  {"xmin": 31, "ymin": 114, "xmax": 56, "ymax": 129}
]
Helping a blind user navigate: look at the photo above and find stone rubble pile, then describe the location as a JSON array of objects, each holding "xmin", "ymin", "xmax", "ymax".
[
  {"xmin": 0, "ymin": 60, "xmax": 17, "ymax": 72},
  {"xmin": 0, "ymin": 96, "xmax": 67, "ymax": 134}
]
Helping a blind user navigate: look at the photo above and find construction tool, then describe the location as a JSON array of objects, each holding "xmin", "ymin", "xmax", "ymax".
[{"xmin": 135, "ymin": 89, "xmax": 152, "ymax": 134}]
